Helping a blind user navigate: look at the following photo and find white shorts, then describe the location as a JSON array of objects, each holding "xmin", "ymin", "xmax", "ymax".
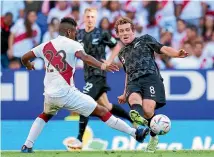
[{"xmin": 43, "ymin": 88, "xmax": 97, "ymax": 117}]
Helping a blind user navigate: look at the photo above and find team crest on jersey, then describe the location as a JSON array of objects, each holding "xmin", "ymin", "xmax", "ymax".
[{"xmin": 92, "ymin": 38, "xmax": 99, "ymax": 45}]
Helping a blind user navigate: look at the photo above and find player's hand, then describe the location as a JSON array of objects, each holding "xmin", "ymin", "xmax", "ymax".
[
  {"xmin": 118, "ymin": 94, "xmax": 126, "ymax": 104},
  {"xmin": 101, "ymin": 63, "xmax": 119, "ymax": 72},
  {"xmin": 26, "ymin": 62, "xmax": 35, "ymax": 70},
  {"xmin": 178, "ymin": 49, "xmax": 189, "ymax": 58}
]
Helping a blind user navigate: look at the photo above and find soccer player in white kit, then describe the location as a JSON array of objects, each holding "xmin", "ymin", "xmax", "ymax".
[{"xmin": 20, "ymin": 17, "xmax": 149, "ymax": 153}]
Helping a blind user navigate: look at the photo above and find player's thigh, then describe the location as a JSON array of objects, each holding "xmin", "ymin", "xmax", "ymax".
[
  {"xmin": 44, "ymin": 96, "xmax": 61, "ymax": 116},
  {"xmin": 126, "ymin": 81, "xmax": 143, "ymax": 106},
  {"xmin": 141, "ymin": 74, "xmax": 166, "ymax": 109},
  {"xmin": 97, "ymin": 92, "xmax": 112, "ymax": 110},
  {"xmin": 63, "ymin": 89, "xmax": 97, "ymax": 117},
  {"xmin": 83, "ymin": 76, "xmax": 111, "ymax": 101}
]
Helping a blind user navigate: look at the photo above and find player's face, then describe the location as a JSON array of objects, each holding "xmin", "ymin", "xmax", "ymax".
[
  {"xmin": 117, "ymin": 23, "xmax": 135, "ymax": 45},
  {"xmin": 84, "ymin": 11, "xmax": 97, "ymax": 28}
]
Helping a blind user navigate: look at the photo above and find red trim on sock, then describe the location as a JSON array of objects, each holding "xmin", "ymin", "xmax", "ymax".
[
  {"xmin": 38, "ymin": 113, "xmax": 51, "ymax": 123},
  {"xmin": 100, "ymin": 112, "xmax": 112, "ymax": 122}
]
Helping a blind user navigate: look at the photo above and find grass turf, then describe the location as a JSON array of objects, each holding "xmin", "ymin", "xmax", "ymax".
[{"xmin": 1, "ymin": 150, "xmax": 214, "ymax": 157}]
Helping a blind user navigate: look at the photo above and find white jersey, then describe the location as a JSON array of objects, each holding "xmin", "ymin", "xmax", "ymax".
[{"xmin": 32, "ymin": 35, "xmax": 84, "ymax": 97}]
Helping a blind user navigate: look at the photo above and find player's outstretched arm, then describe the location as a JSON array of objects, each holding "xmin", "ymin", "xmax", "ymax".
[
  {"xmin": 21, "ymin": 51, "xmax": 36, "ymax": 70},
  {"xmin": 75, "ymin": 50, "xmax": 119, "ymax": 72},
  {"xmin": 160, "ymin": 46, "xmax": 189, "ymax": 58},
  {"xmin": 118, "ymin": 73, "xmax": 127, "ymax": 104},
  {"xmin": 108, "ymin": 43, "xmax": 121, "ymax": 65}
]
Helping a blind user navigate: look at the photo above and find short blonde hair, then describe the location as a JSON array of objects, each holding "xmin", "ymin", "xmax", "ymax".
[
  {"xmin": 84, "ymin": 8, "xmax": 97, "ymax": 14},
  {"xmin": 114, "ymin": 17, "xmax": 135, "ymax": 33}
]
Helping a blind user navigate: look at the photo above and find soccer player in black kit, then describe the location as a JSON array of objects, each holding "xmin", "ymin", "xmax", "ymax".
[
  {"xmin": 69, "ymin": 9, "xmax": 134, "ymax": 149},
  {"xmin": 107, "ymin": 17, "xmax": 189, "ymax": 152}
]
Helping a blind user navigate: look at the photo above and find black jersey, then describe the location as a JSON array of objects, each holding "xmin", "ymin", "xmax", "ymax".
[
  {"xmin": 118, "ymin": 34, "xmax": 164, "ymax": 83},
  {"xmin": 77, "ymin": 28, "xmax": 117, "ymax": 80}
]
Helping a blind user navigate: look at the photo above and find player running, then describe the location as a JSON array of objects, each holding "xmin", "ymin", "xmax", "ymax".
[
  {"xmin": 107, "ymin": 17, "xmax": 189, "ymax": 152},
  {"xmin": 69, "ymin": 8, "xmax": 134, "ymax": 149},
  {"xmin": 20, "ymin": 17, "xmax": 149, "ymax": 153}
]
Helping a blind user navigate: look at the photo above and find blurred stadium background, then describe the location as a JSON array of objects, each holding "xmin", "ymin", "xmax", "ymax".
[{"xmin": 1, "ymin": 0, "xmax": 214, "ymax": 154}]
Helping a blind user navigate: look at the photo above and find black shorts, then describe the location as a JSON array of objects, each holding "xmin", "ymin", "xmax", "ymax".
[
  {"xmin": 126, "ymin": 74, "xmax": 166, "ymax": 109},
  {"xmin": 83, "ymin": 76, "xmax": 111, "ymax": 100}
]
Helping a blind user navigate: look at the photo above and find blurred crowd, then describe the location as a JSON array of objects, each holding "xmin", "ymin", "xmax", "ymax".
[{"xmin": 1, "ymin": 0, "xmax": 214, "ymax": 70}]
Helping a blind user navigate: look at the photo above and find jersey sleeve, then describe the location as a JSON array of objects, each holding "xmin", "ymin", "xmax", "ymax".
[
  {"xmin": 102, "ymin": 31, "xmax": 117, "ymax": 48},
  {"xmin": 31, "ymin": 43, "xmax": 45, "ymax": 58},
  {"xmin": 145, "ymin": 34, "xmax": 164, "ymax": 54}
]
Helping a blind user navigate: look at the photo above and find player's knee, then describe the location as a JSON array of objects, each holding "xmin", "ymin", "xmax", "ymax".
[
  {"xmin": 38, "ymin": 112, "xmax": 53, "ymax": 123},
  {"xmin": 142, "ymin": 102, "xmax": 155, "ymax": 118},
  {"xmin": 128, "ymin": 93, "xmax": 142, "ymax": 105}
]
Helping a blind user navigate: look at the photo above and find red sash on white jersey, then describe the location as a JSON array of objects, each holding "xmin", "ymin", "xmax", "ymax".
[{"xmin": 43, "ymin": 42, "xmax": 73, "ymax": 85}]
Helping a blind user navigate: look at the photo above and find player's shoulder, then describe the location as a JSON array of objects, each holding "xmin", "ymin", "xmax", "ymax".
[{"xmin": 140, "ymin": 34, "xmax": 156, "ymax": 42}]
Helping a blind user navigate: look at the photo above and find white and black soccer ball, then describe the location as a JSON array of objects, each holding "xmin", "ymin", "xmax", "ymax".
[{"xmin": 150, "ymin": 114, "xmax": 171, "ymax": 135}]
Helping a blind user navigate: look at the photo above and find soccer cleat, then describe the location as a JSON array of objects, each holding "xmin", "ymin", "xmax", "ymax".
[
  {"xmin": 145, "ymin": 135, "xmax": 159, "ymax": 153},
  {"xmin": 135, "ymin": 127, "xmax": 150, "ymax": 143},
  {"xmin": 129, "ymin": 110, "xmax": 148, "ymax": 126},
  {"xmin": 21, "ymin": 145, "xmax": 33, "ymax": 153},
  {"xmin": 67, "ymin": 138, "xmax": 83, "ymax": 150}
]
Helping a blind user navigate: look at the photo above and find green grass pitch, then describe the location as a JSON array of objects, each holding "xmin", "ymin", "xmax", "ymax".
[{"xmin": 1, "ymin": 150, "xmax": 214, "ymax": 157}]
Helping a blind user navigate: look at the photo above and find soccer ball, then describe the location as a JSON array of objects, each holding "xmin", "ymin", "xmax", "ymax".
[{"xmin": 150, "ymin": 114, "xmax": 171, "ymax": 135}]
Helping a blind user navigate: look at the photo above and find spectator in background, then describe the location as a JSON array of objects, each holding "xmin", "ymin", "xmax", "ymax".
[
  {"xmin": 42, "ymin": 23, "xmax": 58, "ymax": 43},
  {"xmin": 24, "ymin": 0, "xmax": 43, "ymax": 13},
  {"xmin": 99, "ymin": 17, "xmax": 111, "ymax": 33},
  {"xmin": 8, "ymin": 58, "xmax": 21, "ymax": 70},
  {"xmin": 156, "ymin": 0, "xmax": 176, "ymax": 30},
  {"xmin": 171, "ymin": 40, "xmax": 212, "ymax": 69},
  {"xmin": 47, "ymin": 1, "xmax": 71, "ymax": 24},
  {"xmin": 182, "ymin": 25, "xmax": 202, "ymax": 46},
  {"xmin": 1, "ymin": 0, "xmax": 25, "ymax": 22},
  {"xmin": 175, "ymin": 1, "xmax": 206, "ymax": 27},
  {"xmin": 50, "ymin": 17, "xmax": 60, "ymax": 33},
  {"xmin": 202, "ymin": 31, "xmax": 214, "ymax": 67},
  {"xmin": 160, "ymin": 26, "xmax": 173, "ymax": 46},
  {"xmin": 202, "ymin": 15, "xmax": 214, "ymax": 42},
  {"xmin": 1, "ymin": 12, "xmax": 13, "ymax": 68},
  {"xmin": 67, "ymin": 6, "xmax": 83, "ymax": 29},
  {"xmin": 172, "ymin": 19, "xmax": 187, "ymax": 49},
  {"xmin": 8, "ymin": 10, "xmax": 41, "ymax": 67}
]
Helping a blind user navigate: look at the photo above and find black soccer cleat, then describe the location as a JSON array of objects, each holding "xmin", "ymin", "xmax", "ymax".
[{"xmin": 135, "ymin": 127, "xmax": 150, "ymax": 143}]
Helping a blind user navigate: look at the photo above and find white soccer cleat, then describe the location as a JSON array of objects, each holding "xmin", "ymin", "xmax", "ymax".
[
  {"xmin": 145, "ymin": 135, "xmax": 159, "ymax": 153},
  {"xmin": 67, "ymin": 138, "xmax": 83, "ymax": 150}
]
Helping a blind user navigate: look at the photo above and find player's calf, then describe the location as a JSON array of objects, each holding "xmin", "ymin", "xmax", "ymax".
[
  {"xmin": 22, "ymin": 113, "xmax": 53, "ymax": 152},
  {"xmin": 91, "ymin": 105, "xmax": 149, "ymax": 143}
]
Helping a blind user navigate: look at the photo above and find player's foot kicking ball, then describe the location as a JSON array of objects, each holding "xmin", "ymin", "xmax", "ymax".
[
  {"xmin": 21, "ymin": 145, "xmax": 34, "ymax": 153},
  {"xmin": 67, "ymin": 138, "xmax": 83, "ymax": 150},
  {"xmin": 135, "ymin": 127, "xmax": 150, "ymax": 143},
  {"xmin": 129, "ymin": 110, "xmax": 148, "ymax": 126},
  {"xmin": 145, "ymin": 135, "xmax": 159, "ymax": 153}
]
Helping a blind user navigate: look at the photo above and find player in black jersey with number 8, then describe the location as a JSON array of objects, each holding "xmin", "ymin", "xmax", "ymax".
[
  {"xmin": 107, "ymin": 17, "xmax": 189, "ymax": 152},
  {"xmin": 68, "ymin": 9, "xmax": 134, "ymax": 149}
]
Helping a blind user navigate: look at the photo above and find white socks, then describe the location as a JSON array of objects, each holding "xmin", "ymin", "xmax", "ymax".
[
  {"xmin": 105, "ymin": 115, "xmax": 136, "ymax": 138},
  {"xmin": 24, "ymin": 117, "xmax": 46, "ymax": 148}
]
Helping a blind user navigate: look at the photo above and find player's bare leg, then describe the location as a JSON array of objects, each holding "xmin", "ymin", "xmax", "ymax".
[
  {"xmin": 128, "ymin": 93, "xmax": 148, "ymax": 126},
  {"xmin": 97, "ymin": 92, "xmax": 133, "ymax": 123},
  {"xmin": 91, "ymin": 104, "xmax": 149, "ymax": 143},
  {"xmin": 21, "ymin": 112, "xmax": 53, "ymax": 153},
  {"xmin": 142, "ymin": 99, "xmax": 158, "ymax": 153},
  {"xmin": 71, "ymin": 92, "xmax": 134, "ymax": 150},
  {"xmin": 127, "ymin": 93, "xmax": 158, "ymax": 152}
]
